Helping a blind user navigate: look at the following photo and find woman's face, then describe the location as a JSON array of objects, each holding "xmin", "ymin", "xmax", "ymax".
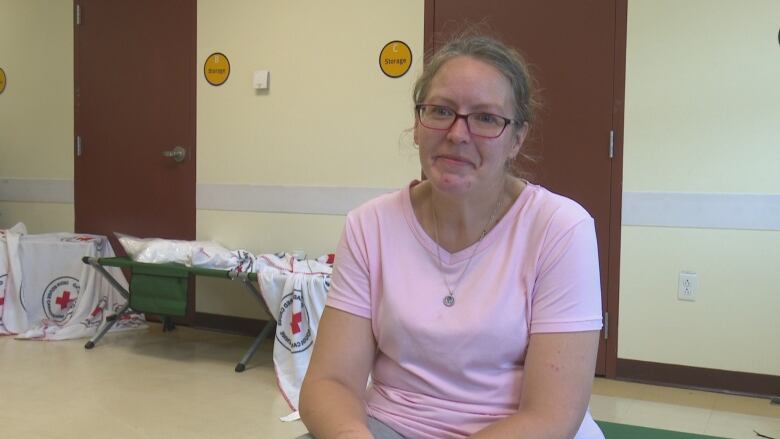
[{"xmin": 414, "ymin": 56, "xmax": 527, "ymax": 196}]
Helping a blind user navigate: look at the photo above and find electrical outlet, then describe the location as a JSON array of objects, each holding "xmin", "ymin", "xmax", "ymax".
[{"xmin": 678, "ymin": 272, "xmax": 698, "ymax": 301}]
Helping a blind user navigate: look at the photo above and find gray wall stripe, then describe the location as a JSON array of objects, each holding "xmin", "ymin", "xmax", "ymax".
[
  {"xmin": 622, "ymin": 192, "xmax": 780, "ymax": 231},
  {"xmin": 0, "ymin": 179, "xmax": 74, "ymax": 203},
  {"xmin": 195, "ymin": 184, "xmax": 393, "ymax": 215},
  {"xmin": 3, "ymin": 179, "xmax": 778, "ymax": 230}
]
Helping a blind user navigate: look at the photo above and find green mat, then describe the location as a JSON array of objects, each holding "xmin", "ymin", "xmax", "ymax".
[{"xmin": 597, "ymin": 421, "xmax": 727, "ymax": 439}]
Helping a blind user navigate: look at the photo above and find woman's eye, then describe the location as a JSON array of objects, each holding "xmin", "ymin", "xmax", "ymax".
[
  {"xmin": 432, "ymin": 106, "xmax": 453, "ymax": 117},
  {"xmin": 475, "ymin": 113, "xmax": 500, "ymax": 125}
]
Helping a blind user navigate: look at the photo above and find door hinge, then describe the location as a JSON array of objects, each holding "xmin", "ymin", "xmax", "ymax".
[
  {"xmin": 609, "ymin": 130, "xmax": 615, "ymax": 158},
  {"xmin": 604, "ymin": 311, "xmax": 609, "ymax": 340},
  {"xmin": 608, "ymin": 129, "xmax": 615, "ymax": 159},
  {"xmin": 75, "ymin": 4, "xmax": 81, "ymax": 25},
  {"xmin": 76, "ymin": 135, "xmax": 83, "ymax": 157}
]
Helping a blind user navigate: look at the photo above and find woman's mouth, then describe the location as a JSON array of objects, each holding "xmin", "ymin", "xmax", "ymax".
[{"xmin": 436, "ymin": 155, "xmax": 474, "ymax": 168}]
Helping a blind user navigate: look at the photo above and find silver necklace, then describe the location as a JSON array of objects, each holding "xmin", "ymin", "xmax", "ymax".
[{"xmin": 431, "ymin": 195, "xmax": 502, "ymax": 307}]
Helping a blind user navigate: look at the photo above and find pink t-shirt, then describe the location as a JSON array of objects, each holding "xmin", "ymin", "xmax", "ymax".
[{"xmin": 327, "ymin": 181, "xmax": 604, "ymax": 439}]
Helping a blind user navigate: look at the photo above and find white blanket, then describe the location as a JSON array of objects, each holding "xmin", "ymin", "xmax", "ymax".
[
  {"xmin": 0, "ymin": 226, "xmax": 145, "ymax": 340},
  {"xmin": 0, "ymin": 223, "xmax": 27, "ymax": 334},
  {"xmin": 256, "ymin": 253, "xmax": 332, "ymax": 412},
  {"xmin": 117, "ymin": 233, "xmax": 256, "ymax": 273}
]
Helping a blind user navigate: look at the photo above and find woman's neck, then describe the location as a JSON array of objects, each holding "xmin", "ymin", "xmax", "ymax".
[{"xmin": 411, "ymin": 176, "xmax": 524, "ymax": 253}]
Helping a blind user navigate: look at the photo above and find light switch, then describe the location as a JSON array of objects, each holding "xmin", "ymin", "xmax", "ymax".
[{"xmin": 253, "ymin": 70, "xmax": 269, "ymax": 89}]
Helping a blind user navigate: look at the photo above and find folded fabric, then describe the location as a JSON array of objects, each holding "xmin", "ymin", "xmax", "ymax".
[
  {"xmin": 0, "ymin": 227, "xmax": 145, "ymax": 340},
  {"xmin": 117, "ymin": 233, "xmax": 256, "ymax": 272},
  {"xmin": 117, "ymin": 233, "xmax": 218, "ymax": 266},
  {"xmin": 0, "ymin": 222, "xmax": 28, "ymax": 334},
  {"xmin": 256, "ymin": 253, "xmax": 332, "ymax": 411},
  {"xmin": 192, "ymin": 246, "xmax": 256, "ymax": 273}
]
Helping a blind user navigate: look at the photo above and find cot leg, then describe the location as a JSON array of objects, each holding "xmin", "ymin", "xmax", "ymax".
[
  {"xmin": 83, "ymin": 256, "xmax": 135, "ymax": 349},
  {"xmin": 237, "ymin": 277, "xmax": 270, "ymax": 313},
  {"xmin": 235, "ymin": 320, "xmax": 276, "ymax": 372},
  {"xmin": 231, "ymin": 274, "xmax": 277, "ymax": 372},
  {"xmin": 162, "ymin": 316, "xmax": 176, "ymax": 332},
  {"xmin": 83, "ymin": 257, "xmax": 131, "ymax": 300},
  {"xmin": 85, "ymin": 303, "xmax": 131, "ymax": 349}
]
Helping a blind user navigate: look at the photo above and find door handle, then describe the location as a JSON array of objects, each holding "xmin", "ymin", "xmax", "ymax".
[{"xmin": 162, "ymin": 146, "xmax": 187, "ymax": 163}]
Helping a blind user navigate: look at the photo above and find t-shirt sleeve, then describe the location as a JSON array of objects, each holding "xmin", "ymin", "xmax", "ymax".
[
  {"xmin": 326, "ymin": 213, "xmax": 373, "ymax": 319},
  {"xmin": 530, "ymin": 215, "xmax": 604, "ymax": 334}
]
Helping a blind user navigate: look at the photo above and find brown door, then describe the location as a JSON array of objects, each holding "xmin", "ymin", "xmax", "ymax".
[
  {"xmin": 74, "ymin": 0, "xmax": 197, "ymax": 321},
  {"xmin": 428, "ymin": 0, "xmax": 624, "ymax": 375}
]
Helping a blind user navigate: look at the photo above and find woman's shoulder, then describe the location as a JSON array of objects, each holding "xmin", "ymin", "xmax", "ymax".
[
  {"xmin": 344, "ymin": 182, "xmax": 412, "ymax": 225},
  {"xmin": 521, "ymin": 183, "xmax": 593, "ymax": 230}
]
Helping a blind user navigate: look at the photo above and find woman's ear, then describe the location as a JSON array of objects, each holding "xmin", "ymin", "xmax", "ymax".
[
  {"xmin": 510, "ymin": 121, "xmax": 529, "ymax": 158},
  {"xmin": 413, "ymin": 119, "xmax": 420, "ymax": 146}
]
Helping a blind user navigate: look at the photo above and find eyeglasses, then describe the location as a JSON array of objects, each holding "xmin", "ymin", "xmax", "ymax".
[{"xmin": 415, "ymin": 104, "xmax": 518, "ymax": 139}]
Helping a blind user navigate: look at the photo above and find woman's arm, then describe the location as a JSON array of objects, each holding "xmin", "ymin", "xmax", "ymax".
[
  {"xmin": 472, "ymin": 213, "xmax": 603, "ymax": 438},
  {"xmin": 471, "ymin": 330, "xmax": 600, "ymax": 439},
  {"xmin": 299, "ymin": 306, "xmax": 377, "ymax": 439}
]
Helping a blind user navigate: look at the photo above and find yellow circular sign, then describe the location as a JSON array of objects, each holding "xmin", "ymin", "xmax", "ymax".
[
  {"xmin": 204, "ymin": 53, "xmax": 230, "ymax": 86},
  {"xmin": 0, "ymin": 68, "xmax": 6, "ymax": 94},
  {"xmin": 379, "ymin": 41, "xmax": 412, "ymax": 78}
]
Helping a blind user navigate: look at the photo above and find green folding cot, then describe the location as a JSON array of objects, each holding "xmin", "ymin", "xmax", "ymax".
[{"xmin": 81, "ymin": 256, "xmax": 275, "ymax": 372}]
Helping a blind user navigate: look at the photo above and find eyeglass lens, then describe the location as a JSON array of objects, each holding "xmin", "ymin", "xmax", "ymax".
[{"xmin": 418, "ymin": 105, "xmax": 509, "ymax": 138}]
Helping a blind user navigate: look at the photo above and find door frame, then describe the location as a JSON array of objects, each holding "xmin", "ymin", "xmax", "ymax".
[
  {"xmin": 73, "ymin": 0, "xmax": 198, "ymax": 324},
  {"xmin": 605, "ymin": 0, "xmax": 627, "ymax": 379},
  {"xmin": 424, "ymin": 0, "xmax": 627, "ymax": 378}
]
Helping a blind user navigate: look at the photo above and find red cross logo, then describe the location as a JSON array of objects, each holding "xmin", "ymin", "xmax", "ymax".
[
  {"xmin": 56, "ymin": 291, "xmax": 74, "ymax": 310},
  {"xmin": 290, "ymin": 312, "xmax": 302, "ymax": 335},
  {"xmin": 90, "ymin": 305, "xmax": 103, "ymax": 317}
]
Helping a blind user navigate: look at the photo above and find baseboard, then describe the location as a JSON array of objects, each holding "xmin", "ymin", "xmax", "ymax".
[
  {"xmin": 187, "ymin": 319, "xmax": 780, "ymax": 399},
  {"xmin": 194, "ymin": 312, "xmax": 272, "ymax": 337},
  {"xmin": 617, "ymin": 359, "xmax": 780, "ymax": 398}
]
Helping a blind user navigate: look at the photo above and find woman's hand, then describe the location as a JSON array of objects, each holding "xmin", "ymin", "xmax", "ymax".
[{"xmin": 299, "ymin": 307, "xmax": 377, "ymax": 439}]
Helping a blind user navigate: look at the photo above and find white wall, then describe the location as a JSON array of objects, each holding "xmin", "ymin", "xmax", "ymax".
[
  {"xmin": 197, "ymin": 1, "xmax": 422, "ymax": 188},
  {"xmin": 0, "ymin": 0, "xmax": 74, "ymax": 232},
  {"xmin": 620, "ymin": 0, "xmax": 780, "ymax": 375},
  {"xmin": 194, "ymin": 0, "xmax": 423, "ymax": 318},
  {"xmin": 1, "ymin": 0, "xmax": 778, "ymax": 377}
]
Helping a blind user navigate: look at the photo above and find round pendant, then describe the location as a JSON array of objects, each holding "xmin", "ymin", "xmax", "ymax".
[{"xmin": 443, "ymin": 295, "xmax": 455, "ymax": 307}]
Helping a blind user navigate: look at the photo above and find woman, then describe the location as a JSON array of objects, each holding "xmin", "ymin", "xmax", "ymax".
[{"xmin": 299, "ymin": 34, "xmax": 604, "ymax": 439}]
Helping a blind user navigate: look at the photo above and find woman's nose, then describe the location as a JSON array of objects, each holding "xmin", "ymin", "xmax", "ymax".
[{"xmin": 446, "ymin": 115, "xmax": 472, "ymax": 142}]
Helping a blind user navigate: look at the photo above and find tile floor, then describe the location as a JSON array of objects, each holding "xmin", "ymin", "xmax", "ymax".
[
  {"xmin": 1, "ymin": 324, "xmax": 777, "ymax": 438},
  {"xmin": 591, "ymin": 377, "xmax": 780, "ymax": 438}
]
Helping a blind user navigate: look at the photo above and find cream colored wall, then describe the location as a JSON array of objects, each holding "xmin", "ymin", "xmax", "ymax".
[
  {"xmin": 0, "ymin": 0, "xmax": 74, "ymax": 232},
  {"xmin": 195, "ymin": 0, "xmax": 424, "ymax": 317},
  {"xmin": 621, "ymin": 0, "xmax": 780, "ymax": 375},
  {"xmin": 4, "ymin": 0, "xmax": 778, "ymax": 377},
  {"xmin": 197, "ymin": 0, "xmax": 422, "ymax": 187},
  {"xmin": 0, "ymin": 202, "xmax": 74, "ymax": 234},
  {"xmin": 624, "ymin": 0, "xmax": 780, "ymax": 193}
]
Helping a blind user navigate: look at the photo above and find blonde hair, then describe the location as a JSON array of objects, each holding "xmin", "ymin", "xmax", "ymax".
[
  {"xmin": 413, "ymin": 34, "xmax": 536, "ymax": 124},
  {"xmin": 413, "ymin": 33, "xmax": 540, "ymax": 177}
]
